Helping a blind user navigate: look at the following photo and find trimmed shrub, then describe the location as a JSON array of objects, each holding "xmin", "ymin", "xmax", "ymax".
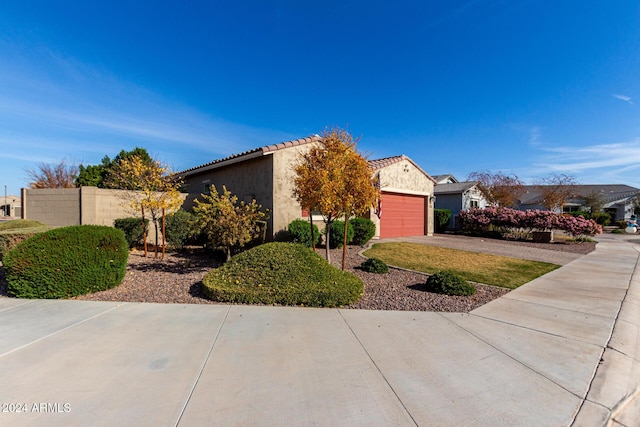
[
  {"xmin": 0, "ymin": 222, "xmax": 49, "ymax": 261},
  {"xmin": 589, "ymin": 211, "xmax": 611, "ymax": 226},
  {"xmin": 1, "ymin": 230, "xmax": 46, "ymax": 261},
  {"xmin": 327, "ymin": 220, "xmax": 355, "ymax": 249},
  {"xmin": 287, "ymin": 219, "xmax": 321, "ymax": 247},
  {"xmin": 202, "ymin": 242, "xmax": 363, "ymax": 307},
  {"xmin": 349, "ymin": 217, "xmax": 376, "ymax": 246},
  {"xmin": 4, "ymin": 225, "xmax": 129, "ymax": 299},
  {"xmin": 434, "ymin": 209, "xmax": 451, "ymax": 233},
  {"xmin": 361, "ymin": 258, "xmax": 388, "ymax": 274},
  {"xmin": 165, "ymin": 209, "xmax": 194, "ymax": 250},
  {"xmin": 0, "ymin": 219, "xmax": 46, "ymax": 231},
  {"xmin": 425, "ymin": 270, "xmax": 476, "ymax": 296},
  {"xmin": 114, "ymin": 217, "xmax": 149, "ymax": 248}
]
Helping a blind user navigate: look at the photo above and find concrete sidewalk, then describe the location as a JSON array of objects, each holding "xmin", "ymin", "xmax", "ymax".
[{"xmin": 0, "ymin": 234, "xmax": 638, "ymax": 426}]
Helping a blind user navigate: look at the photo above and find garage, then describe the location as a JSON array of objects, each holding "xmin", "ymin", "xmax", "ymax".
[{"xmin": 379, "ymin": 192, "xmax": 426, "ymax": 238}]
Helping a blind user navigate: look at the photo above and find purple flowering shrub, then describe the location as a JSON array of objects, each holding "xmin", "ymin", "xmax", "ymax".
[{"xmin": 459, "ymin": 207, "xmax": 602, "ymax": 239}]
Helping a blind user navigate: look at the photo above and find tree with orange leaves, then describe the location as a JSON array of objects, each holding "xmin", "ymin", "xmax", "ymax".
[
  {"xmin": 109, "ymin": 155, "xmax": 184, "ymax": 258},
  {"xmin": 293, "ymin": 128, "xmax": 377, "ymax": 268}
]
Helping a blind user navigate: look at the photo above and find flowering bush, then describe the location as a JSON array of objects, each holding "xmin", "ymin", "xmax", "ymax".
[{"xmin": 459, "ymin": 207, "xmax": 602, "ymax": 239}]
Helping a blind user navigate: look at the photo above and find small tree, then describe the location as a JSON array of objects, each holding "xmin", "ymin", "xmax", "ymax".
[
  {"xmin": 76, "ymin": 147, "xmax": 153, "ymax": 189},
  {"xmin": 467, "ymin": 170, "xmax": 524, "ymax": 207},
  {"xmin": 192, "ymin": 185, "xmax": 269, "ymax": 261},
  {"xmin": 27, "ymin": 159, "xmax": 78, "ymax": 189},
  {"xmin": 293, "ymin": 127, "xmax": 376, "ymax": 267},
  {"xmin": 108, "ymin": 155, "xmax": 183, "ymax": 258},
  {"xmin": 534, "ymin": 173, "xmax": 577, "ymax": 211},
  {"xmin": 582, "ymin": 191, "xmax": 605, "ymax": 214}
]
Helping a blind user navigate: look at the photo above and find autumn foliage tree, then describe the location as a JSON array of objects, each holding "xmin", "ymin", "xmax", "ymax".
[
  {"xmin": 534, "ymin": 173, "xmax": 578, "ymax": 211},
  {"xmin": 27, "ymin": 159, "xmax": 78, "ymax": 189},
  {"xmin": 191, "ymin": 185, "xmax": 269, "ymax": 261},
  {"xmin": 293, "ymin": 128, "xmax": 377, "ymax": 268},
  {"xmin": 108, "ymin": 155, "xmax": 184, "ymax": 258},
  {"xmin": 467, "ymin": 170, "xmax": 525, "ymax": 207}
]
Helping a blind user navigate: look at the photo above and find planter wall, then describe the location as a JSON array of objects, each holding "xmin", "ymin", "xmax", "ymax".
[{"xmin": 532, "ymin": 231, "xmax": 553, "ymax": 243}]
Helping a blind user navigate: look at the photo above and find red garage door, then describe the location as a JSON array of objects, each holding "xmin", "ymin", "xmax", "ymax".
[{"xmin": 380, "ymin": 192, "xmax": 425, "ymax": 238}]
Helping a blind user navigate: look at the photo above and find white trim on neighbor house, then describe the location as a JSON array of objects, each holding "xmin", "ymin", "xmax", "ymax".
[{"xmin": 381, "ymin": 187, "xmax": 431, "ymax": 197}]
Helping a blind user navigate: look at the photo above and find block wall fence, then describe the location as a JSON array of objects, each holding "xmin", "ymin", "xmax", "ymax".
[{"xmin": 21, "ymin": 187, "xmax": 188, "ymax": 243}]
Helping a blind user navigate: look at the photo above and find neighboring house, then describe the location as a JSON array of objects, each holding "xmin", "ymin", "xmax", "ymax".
[
  {"xmin": 1, "ymin": 195, "xmax": 21, "ymax": 218},
  {"xmin": 516, "ymin": 184, "xmax": 640, "ymax": 221},
  {"xmin": 433, "ymin": 175, "xmax": 487, "ymax": 229},
  {"xmin": 180, "ymin": 135, "xmax": 436, "ymax": 240}
]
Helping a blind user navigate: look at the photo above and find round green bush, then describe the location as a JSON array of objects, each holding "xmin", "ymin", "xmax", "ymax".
[
  {"xmin": 0, "ymin": 219, "xmax": 46, "ymax": 231},
  {"xmin": 165, "ymin": 209, "xmax": 194, "ymax": 250},
  {"xmin": 4, "ymin": 225, "xmax": 129, "ymax": 299},
  {"xmin": 434, "ymin": 209, "xmax": 451, "ymax": 233},
  {"xmin": 425, "ymin": 271, "xmax": 476, "ymax": 296},
  {"xmin": 114, "ymin": 217, "xmax": 149, "ymax": 248},
  {"xmin": 349, "ymin": 217, "xmax": 376, "ymax": 246},
  {"xmin": 0, "ymin": 223, "xmax": 50, "ymax": 261},
  {"xmin": 327, "ymin": 220, "xmax": 355, "ymax": 249},
  {"xmin": 361, "ymin": 258, "xmax": 388, "ymax": 274},
  {"xmin": 287, "ymin": 219, "xmax": 321, "ymax": 247},
  {"xmin": 202, "ymin": 242, "xmax": 363, "ymax": 307}
]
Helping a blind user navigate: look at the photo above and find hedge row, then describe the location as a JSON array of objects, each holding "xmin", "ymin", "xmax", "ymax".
[{"xmin": 458, "ymin": 207, "xmax": 602, "ymax": 238}]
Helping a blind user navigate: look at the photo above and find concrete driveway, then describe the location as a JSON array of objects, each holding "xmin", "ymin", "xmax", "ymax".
[{"xmin": 0, "ymin": 234, "xmax": 638, "ymax": 426}]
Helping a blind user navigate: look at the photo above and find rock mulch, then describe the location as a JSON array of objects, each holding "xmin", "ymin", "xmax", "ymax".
[{"xmin": 0, "ymin": 238, "xmax": 595, "ymax": 312}]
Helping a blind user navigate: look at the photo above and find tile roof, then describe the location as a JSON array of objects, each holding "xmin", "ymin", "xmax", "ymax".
[
  {"xmin": 179, "ymin": 136, "xmax": 435, "ymax": 184},
  {"xmin": 368, "ymin": 155, "xmax": 437, "ymax": 183},
  {"xmin": 179, "ymin": 135, "xmax": 321, "ymax": 176},
  {"xmin": 434, "ymin": 181, "xmax": 478, "ymax": 194},
  {"xmin": 431, "ymin": 174, "xmax": 459, "ymax": 184}
]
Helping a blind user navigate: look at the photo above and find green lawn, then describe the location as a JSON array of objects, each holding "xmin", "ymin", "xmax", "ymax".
[{"xmin": 363, "ymin": 242, "xmax": 559, "ymax": 289}]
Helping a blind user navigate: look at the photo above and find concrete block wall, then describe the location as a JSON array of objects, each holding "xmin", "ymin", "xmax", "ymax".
[
  {"xmin": 22, "ymin": 188, "xmax": 81, "ymax": 227},
  {"xmin": 22, "ymin": 187, "xmax": 188, "ymax": 244}
]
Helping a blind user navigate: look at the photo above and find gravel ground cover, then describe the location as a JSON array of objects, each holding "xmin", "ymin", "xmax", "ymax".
[{"xmin": 0, "ymin": 237, "xmax": 596, "ymax": 312}]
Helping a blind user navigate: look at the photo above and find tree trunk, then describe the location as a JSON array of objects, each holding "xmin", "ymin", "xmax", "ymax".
[
  {"xmin": 161, "ymin": 208, "xmax": 166, "ymax": 260},
  {"xmin": 142, "ymin": 205, "xmax": 148, "ymax": 258},
  {"xmin": 341, "ymin": 216, "xmax": 349, "ymax": 270},
  {"xmin": 309, "ymin": 214, "xmax": 316, "ymax": 252},
  {"xmin": 154, "ymin": 219, "xmax": 159, "ymax": 258},
  {"xmin": 226, "ymin": 245, "xmax": 232, "ymax": 262},
  {"xmin": 325, "ymin": 221, "xmax": 331, "ymax": 263}
]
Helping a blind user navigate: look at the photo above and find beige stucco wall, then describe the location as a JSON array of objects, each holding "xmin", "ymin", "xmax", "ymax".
[
  {"xmin": 22, "ymin": 187, "xmax": 188, "ymax": 243},
  {"xmin": 22, "ymin": 188, "xmax": 81, "ymax": 227},
  {"xmin": 370, "ymin": 158, "xmax": 435, "ymax": 238},
  {"xmin": 182, "ymin": 155, "xmax": 275, "ymax": 236},
  {"xmin": 272, "ymin": 144, "xmax": 315, "ymax": 238}
]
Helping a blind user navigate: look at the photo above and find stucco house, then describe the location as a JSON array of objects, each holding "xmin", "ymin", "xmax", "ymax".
[
  {"xmin": 180, "ymin": 135, "xmax": 436, "ymax": 240},
  {"xmin": 1, "ymin": 194, "xmax": 21, "ymax": 218},
  {"xmin": 516, "ymin": 184, "xmax": 640, "ymax": 221},
  {"xmin": 432, "ymin": 175, "xmax": 487, "ymax": 229}
]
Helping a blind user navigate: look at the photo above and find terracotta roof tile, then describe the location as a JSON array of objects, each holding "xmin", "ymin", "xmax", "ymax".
[
  {"xmin": 369, "ymin": 155, "xmax": 437, "ymax": 184},
  {"xmin": 179, "ymin": 135, "xmax": 321, "ymax": 176}
]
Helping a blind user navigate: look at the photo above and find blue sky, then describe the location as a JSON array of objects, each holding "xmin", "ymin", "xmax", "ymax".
[{"xmin": 1, "ymin": 1, "xmax": 640, "ymax": 197}]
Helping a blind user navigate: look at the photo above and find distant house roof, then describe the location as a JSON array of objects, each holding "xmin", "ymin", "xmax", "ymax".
[
  {"xmin": 434, "ymin": 181, "xmax": 478, "ymax": 195},
  {"xmin": 432, "ymin": 174, "xmax": 459, "ymax": 184},
  {"xmin": 519, "ymin": 184, "xmax": 640, "ymax": 205},
  {"xmin": 179, "ymin": 135, "xmax": 322, "ymax": 177},
  {"xmin": 368, "ymin": 155, "xmax": 437, "ymax": 184}
]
